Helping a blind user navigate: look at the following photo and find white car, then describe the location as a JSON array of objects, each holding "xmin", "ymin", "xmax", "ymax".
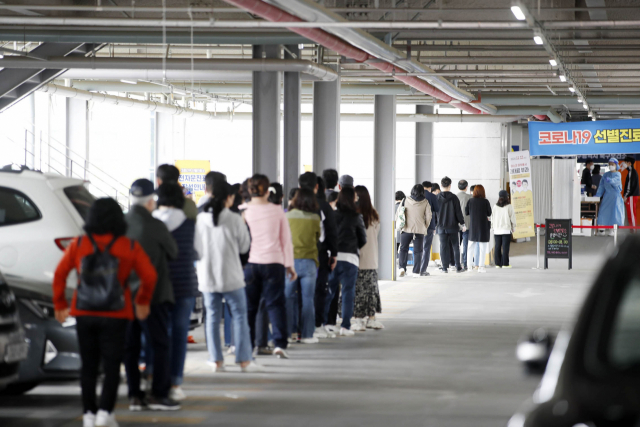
[{"xmin": 0, "ymin": 167, "xmax": 95, "ymax": 287}]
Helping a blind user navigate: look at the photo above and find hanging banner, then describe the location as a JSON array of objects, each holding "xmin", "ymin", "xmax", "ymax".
[
  {"xmin": 508, "ymin": 150, "xmax": 535, "ymax": 239},
  {"xmin": 175, "ymin": 160, "xmax": 210, "ymax": 204},
  {"xmin": 529, "ymin": 118, "xmax": 640, "ymax": 157}
]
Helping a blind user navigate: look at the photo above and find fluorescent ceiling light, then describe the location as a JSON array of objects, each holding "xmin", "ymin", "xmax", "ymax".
[
  {"xmin": 583, "ymin": 103, "xmax": 589, "ymax": 110},
  {"xmin": 549, "ymin": 59, "xmax": 558, "ymax": 66},
  {"xmin": 298, "ymin": 43, "xmax": 304, "ymax": 50},
  {"xmin": 559, "ymin": 75, "xmax": 566, "ymax": 82},
  {"xmin": 120, "ymin": 79, "xmax": 137, "ymax": 85},
  {"xmin": 533, "ymin": 36, "xmax": 543, "ymax": 45},
  {"xmin": 569, "ymin": 87, "xmax": 575, "ymax": 93},
  {"xmin": 511, "ymin": 6, "xmax": 526, "ymax": 20},
  {"xmin": 0, "ymin": 53, "xmax": 4, "ymax": 59},
  {"xmin": 577, "ymin": 97, "xmax": 582, "ymax": 103}
]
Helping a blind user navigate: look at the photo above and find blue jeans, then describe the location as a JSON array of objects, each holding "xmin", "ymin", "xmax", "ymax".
[
  {"xmin": 285, "ymin": 259, "xmax": 317, "ymax": 339},
  {"xmin": 223, "ymin": 302, "xmax": 233, "ymax": 347},
  {"xmin": 461, "ymin": 230, "xmax": 469, "ymax": 268},
  {"xmin": 203, "ymin": 289, "xmax": 252, "ymax": 364},
  {"xmin": 244, "ymin": 263, "xmax": 289, "ymax": 349},
  {"xmin": 168, "ymin": 296, "xmax": 196, "ymax": 386},
  {"xmin": 324, "ymin": 261, "xmax": 359, "ymax": 330},
  {"xmin": 469, "ymin": 241, "xmax": 489, "ymax": 267}
]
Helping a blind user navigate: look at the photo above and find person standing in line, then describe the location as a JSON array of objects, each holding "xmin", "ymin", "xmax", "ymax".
[
  {"xmin": 124, "ymin": 179, "xmax": 180, "ymax": 411},
  {"xmin": 436, "ymin": 177, "xmax": 465, "ymax": 273},
  {"xmin": 591, "ymin": 165, "xmax": 602, "ymax": 194},
  {"xmin": 195, "ymin": 180, "xmax": 261, "ymax": 372},
  {"xmin": 268, "ymin": 183, "xmax": 284, "ymax": 206},
  {"xmin": 581, "ymin": 160, "xmax": 597, "ymax": 197},
  {"xmin": 397, "ymin": 184, "xmax": 432, "ymax": 278},
  {"xmin": 197, "ymin": 171, "xmax": 228, "ymax": 212},
  {"xmin": 468, "ymin": 185, "xmax": 480, "ymax": 266},
  {"xmin": 323, "ymin": 169, "xmax": 339, "ymax": 199},
  {"xmin": 285, "ymin": 187, "xmax": 321, "ymax": 344},
  {"xmin": 491, "ymin": 190, "xmax": 516, "ymax": 269},
  {"xmin": 152, "ymin": 183, "xmax": 199, "ymax": 401},
  {"xmin": 53, "ymin": 198, "xmax": 157, "ymax": 427},
  {"xmin": 465, "ymin": 184, "xmax": 492, "ymax": 273},
  {"xmin": 456, "ymin": 180, "xmax": 472, "ymax": 272},
  {"xmin": 324, "ymin": 186, "xmax": 367, "ymax": 336},
  {"xmin": 395, "ymin": 190, "xmax": 407, "ymax": 255},
  {"xmin": 352, "ymin": 185, "xmax": 383, "ymax": 330},
  {"xmin": 420, "ymin": 182, "xmax": 439, "ymax": 275},
  {"xmin": 621, "ymin": 156, "xmax": 639, "ymax": 232},
  {"xmin": 156, "ymin": 164, "xmax": 199, "ymax": 221},
  {"xmin": 327, "ymin": 191, "xmax": 339, "ymax": 209},
  {"xmin": 596, "ymin": 158, "xmax": 625, "ymax": 236},
  {"xmin": 243, "ymin": 174, "xmax": 296, "ymax": 359}
]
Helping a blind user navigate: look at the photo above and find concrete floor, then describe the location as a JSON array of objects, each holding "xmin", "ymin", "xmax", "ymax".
[{"xmin": 1, "ymin": 236, "xmax": 612, "ymax": 427}]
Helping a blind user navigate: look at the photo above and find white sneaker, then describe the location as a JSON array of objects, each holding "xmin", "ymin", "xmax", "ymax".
[
  {"xmin": 323, "ymin": 325, "xmax": 337, "ymax": 338},
  {"xmin": 366, "ymin": 318, "xmax": 385, "ymax": 330},
  {"xmin": 301, "ymin": 337, "xmax": 319, "ymax": 344},
  {"xmin": 226, "ymin": 346, "xmax": 236, "ymax": 355},
  {"xmin": 206, "ymin": 360, "xmax": 226, "ymax": 373},
  {"xmin": 83, "ymin": 413, "xmax": 96, "ymax": 427},
  {"xmin": 273, "ymin": 347, "xmax": 290, "ymax": 359},
  {"xmin": 313, "ymin": 327, "xmax": 328, "ymax": 339},
  {"xmin": 241, "ymin": 361, "xmax": 265, "ymax": 373},
  {"xmin": 169, "ymin": 386, "xmax": 186, "ymax": 401},
  {"xmin": 339, "ymin": 327, "xmax": 355, "ymax": 337},
  {"xmin": 95, "ymin": 410, "xmax": 118, "ymax": 427},
  {"xmin": 350, "ymin": 319, "xmax": 366, "ymax": 332},
  {"xmin": 399, "ymin": 268, "xmax": 406, "ymax": 277},
  {"xmin": 478, "ymin": 267, "xmax": 487, "ymax": 273}
]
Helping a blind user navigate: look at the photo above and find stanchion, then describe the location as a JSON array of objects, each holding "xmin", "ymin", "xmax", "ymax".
[
  {"xmin": 614, "ymin": 224, "xmax": 618, "ymax": 246},
  {"xmin": 391, "ymin": 220, "xmax": 396, "ymax": 281},
  {"xmin": 535, "ymin": 226, "xmax": 540, "ymax": 269}
]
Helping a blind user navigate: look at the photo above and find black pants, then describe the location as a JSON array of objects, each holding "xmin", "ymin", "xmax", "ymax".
[
  {"xmin": 439, "ymin": 231, "xmax": 461, "ymax": 270},
  {"xmin": 495, "ymin": 234, "xmax": 512, "ymax": 267},
  {"xmin": 244, "ymin": 263, "xmax": 288, "ymax": 350},
  {"xmin": 315, "ymin": 250, "xmax": 330, "ymax": 327},
  {"xmin": 420, "ymin": 230, "xmax": 435, "ymax": 273},
  {"xmin": 326, "ymin": 285, "xmax": 340, "ymax": 326},
  {"xmin": 254, "ymin": 298, "xmax": 270, "ymax": 347},
  {"xmin": 399, "ymin": 232, "xmax": 424, "ymax": 274},
  {"xmin": 124, "ymin": 302, "xmax": 172, "ymax": 399},
  {"xmin": 76, "ymin": 316, "xmax": 128, "ymax": 414}
]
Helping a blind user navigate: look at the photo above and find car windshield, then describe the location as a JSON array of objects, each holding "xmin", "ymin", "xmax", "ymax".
[
  {"xmin": 608, "ymin": 277, "xmax": 640, "ymax": 369},
  {"xmin": 63, "ymin": 185, "xmax": 96, "ymax": 221}
]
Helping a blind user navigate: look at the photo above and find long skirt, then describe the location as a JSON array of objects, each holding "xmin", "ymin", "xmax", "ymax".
[{"xmin": 339, "ymin": 269, "xmax": 381, "ymax": 318}]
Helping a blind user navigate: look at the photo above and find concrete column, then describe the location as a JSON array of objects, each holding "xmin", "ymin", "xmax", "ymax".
[
  {"xmin": 65, "ymin": 97, "xmax": 88, "ymax": 178},
  {"xmin": 415, "ymin": 104, "xmax": 434, "ymax": 183},
  {"xmin": 312, "ymin": 64, "xmax": 340, "ymax": 174},
  {"xmin": 252, "ymin": 45, "xmax": 281, "ymax": 181},
  {"xmin": 374, "ymin": 95, "xmax": 396, "ymax": 280},
  {"xmin": 283, "ymin": 45, "xmax": 301, "ymax": 200}
]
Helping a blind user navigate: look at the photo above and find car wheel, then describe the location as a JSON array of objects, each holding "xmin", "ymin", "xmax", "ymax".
[{"xmin": 0, "ymin": 381, "xmax": 39, "ymax": 395}]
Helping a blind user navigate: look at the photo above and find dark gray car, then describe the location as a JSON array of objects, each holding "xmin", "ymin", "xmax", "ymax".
[{"xmin": 0, "ymin": 272, "xmax": 29, "ymax": 389}]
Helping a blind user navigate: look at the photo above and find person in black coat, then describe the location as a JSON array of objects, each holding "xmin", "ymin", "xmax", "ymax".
[
  {"xmin": 436, "ymin": 177, "xmax": 465, "ymax": 273},
  {"xmin": 581, "ymin": 160, "xmax": 596, "ymax": 197},
  {"xmin": 465, "ymin": 184, "xmax": 492, "ymax": 272},
  {"xmin": 622, "ymin": 156, "xmax": 639, "ymax": 230},
  {"xmin": 421, "ymin": 181, "xmax": 440, "ymax": 274}
]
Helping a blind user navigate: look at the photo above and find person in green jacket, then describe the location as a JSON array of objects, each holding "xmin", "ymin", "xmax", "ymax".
[
  {"xmin": 156, "ymin": 164, "xmax": 199, "ymax": 221},
  {"xmin": 285, "ymin": 188, "xmax": 321, "ymax": 344}
]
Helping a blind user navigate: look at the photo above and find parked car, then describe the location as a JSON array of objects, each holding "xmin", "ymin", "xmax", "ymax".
[
  {"xmin": 0, "ymin": 271, "xmax": 29, "ymax": 389},
  {"xmin": 2, "ymin": 276, "xmax": 80, "ymax": 395},
  {"xmin": 508, "ymin": 237, "xmax": 640, "ymax": 427},
  {"xmin": 0, "ymin": 166, "xmax": 95, "ymax": 288}
]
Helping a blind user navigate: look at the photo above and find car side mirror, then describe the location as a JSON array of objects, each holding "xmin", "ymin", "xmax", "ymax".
[{"xmin": 516, "ymin": 328, "xmax": 555, "ymax": 375}]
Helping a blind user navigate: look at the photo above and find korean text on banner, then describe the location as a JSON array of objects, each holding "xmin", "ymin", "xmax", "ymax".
[
  {"xmin": 529, "ymin": 118, "xmax": 640, "ymax": 157},
  {"xmin": 175, "ymin": 160, "xmax": 211, "ymax": 204},
  {"xmin": 508, "ymin": 151, "xmax": 535, "ymax": 239}
]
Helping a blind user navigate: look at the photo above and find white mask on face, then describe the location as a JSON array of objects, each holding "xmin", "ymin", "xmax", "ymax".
[
  {"xmin": 620, "ymin": 162, "xmax": 627, "ymax": 170},
  {"xmin": 590, "ymin": 165, "xmax": 595, "ymax": 171},
  {"xmin": 609, "ymin": 165, "xmax": 617, "ymax": 172}
]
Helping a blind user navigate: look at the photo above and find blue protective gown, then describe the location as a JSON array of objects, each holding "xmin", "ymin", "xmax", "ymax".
[{"xmin": 595, "ymin": 171, "xmax": 625, "ymax": 226}]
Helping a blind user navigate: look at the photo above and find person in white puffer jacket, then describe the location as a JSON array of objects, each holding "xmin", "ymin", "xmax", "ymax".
[{"xmin": 490, "ymin": 190, "xmax": 517, "ymax": 269}]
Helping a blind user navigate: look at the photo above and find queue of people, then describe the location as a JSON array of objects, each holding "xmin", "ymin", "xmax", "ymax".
[
  {"xmin": 396, "ymin": 177, "xmax": 517, "ymax": 276},
  {"xmin": 52, "ymin": 165, "xmax": 385, "ymax": 427}
]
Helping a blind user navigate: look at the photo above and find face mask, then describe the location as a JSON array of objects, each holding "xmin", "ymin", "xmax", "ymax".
[
  {"xmin": 609, "ymin": 165, "xmax": 617, "ymax": 172},
  {"xmin": 620, "ymin": 163, "xmax": 626, "ymax": 170},
  {"xmin": 590, "ymin": 165, "xmax": 595, "ymax": 171}
]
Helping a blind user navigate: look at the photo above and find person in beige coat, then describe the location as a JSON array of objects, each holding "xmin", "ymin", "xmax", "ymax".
[{"xmin": 396, "ymin": 184, "xmax": 433, "ymax": 277}]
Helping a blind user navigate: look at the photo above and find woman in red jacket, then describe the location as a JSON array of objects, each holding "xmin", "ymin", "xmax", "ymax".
[{"xmin": 53, "ymin": 198, "xmax": 157, "ymax": 427}]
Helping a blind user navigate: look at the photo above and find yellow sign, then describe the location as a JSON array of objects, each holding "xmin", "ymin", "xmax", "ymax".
[
  {"xmin": 508, "ymin": 151, "xmax": 535, "ymax": 239},
  {"xmin": 175, "ymin": 160, "xmax": 211, "ymax": 204}
]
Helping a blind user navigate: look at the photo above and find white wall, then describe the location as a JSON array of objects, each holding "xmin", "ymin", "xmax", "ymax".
[{"xmin": 433, "ymin": 121, "xmax": 502, "ymax": 205}]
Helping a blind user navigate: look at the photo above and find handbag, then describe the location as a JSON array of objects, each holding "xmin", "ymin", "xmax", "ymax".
[{"xmin": 395, "ymin": 199, "xmax": 406, "ymax": 231}]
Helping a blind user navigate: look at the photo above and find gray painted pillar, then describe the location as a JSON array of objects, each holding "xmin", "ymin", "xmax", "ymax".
[
  {"xmin": 65, "ymin": 97, "xmax": 88, "ymax": 178},
  {"xmin": 252, "ymin": 45, "xmax": 281, "ymax": 181},
  {"xmin": 374, "ymin": 95, "xmax": 396, "ymax": 280},
  {"xmin": 415, "ymin": 104, "xmax": 434, "ymax": 183},
  {"xmin": 312, "ymin": 64, "xmax": 340, "ymax": 174},
  {"xmin": 283, "ymin": 45, "xmax": 301, "ymax": 199}
]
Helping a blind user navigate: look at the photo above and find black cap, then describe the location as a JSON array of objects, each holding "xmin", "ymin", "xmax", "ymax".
[
  {"xmin": 499, "ymin": 190, "xmax": 509, "ymax": 199},
  {"xmin": 130, "ymin": 178, "xmax": 155, "ymax": 197},
  {"xmin": 624, "ymin": 156, "xmax": 635, "ymax": 164}
]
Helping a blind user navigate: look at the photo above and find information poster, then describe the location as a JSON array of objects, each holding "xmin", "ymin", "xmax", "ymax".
[
  {"xmin": 175, "ymin": 160, "xmax": 210, "ymax": 204},
  {"xmin": 508, "ymin": 151, "xmax": 535, "ymax": 239}
]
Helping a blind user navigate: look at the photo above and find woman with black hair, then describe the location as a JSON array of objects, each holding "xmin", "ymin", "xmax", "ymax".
[
  {"xmin": 53, "ymin": 198, "xmax": 157, "ymax": 427},
  {"xmin": 397, "ymin": 184, "xmax": 432, "ymax": 277},
  {"xmin": 491, "ymin": 190, "xmax": 516, "ymax": 269},
  {"xmin": 465, "ymin": 185, "xmax": 492, "ymax": 273},
  {"xmin": 152, "ymin": 183, "xmax": 198, "ymax": 400},
  {"xmin": 285, "ymin": 188, "xmax": 321, "ymax": 343},
  {"xmin": 268, "ymin": 182, "xmax": 284, "ymax": 206},
  {"xmin": 194, "ymin": 180, "xmax": 259, "ymax": 372},
  {"xmin": 323, "ymin": 186, "xmax": 367, "ymax": 336}
]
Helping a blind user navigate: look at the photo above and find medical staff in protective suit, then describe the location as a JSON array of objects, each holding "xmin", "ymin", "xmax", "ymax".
[{"xmin": 595, "ymin": 158, "xmax": 625, "ymax": 236}]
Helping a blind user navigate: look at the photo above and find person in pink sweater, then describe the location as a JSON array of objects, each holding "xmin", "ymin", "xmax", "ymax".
[{"xmin": 243, "ymin": 174, "xmax": 297, "ymax": 359}]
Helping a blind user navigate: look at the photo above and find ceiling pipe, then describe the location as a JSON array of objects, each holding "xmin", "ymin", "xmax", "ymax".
[{"xmin": 0, "ymin": 57, "xmax": 339, "ymax": 81}]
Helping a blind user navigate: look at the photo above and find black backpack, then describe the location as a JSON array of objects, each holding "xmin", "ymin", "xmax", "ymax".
[{"xmin": 75, "ymin": 234, "xmax": 126, "ymax": 312}]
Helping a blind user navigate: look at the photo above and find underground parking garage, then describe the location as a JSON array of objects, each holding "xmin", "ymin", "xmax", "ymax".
[{"xmin": 1, "ymin": 1, "xmax": 640, "ymax": 426}]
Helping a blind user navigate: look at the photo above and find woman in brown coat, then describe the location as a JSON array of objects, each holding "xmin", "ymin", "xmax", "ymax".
[{"xmin": 396, "ymin": 184, "xmax": 433, "ymax": 277}]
